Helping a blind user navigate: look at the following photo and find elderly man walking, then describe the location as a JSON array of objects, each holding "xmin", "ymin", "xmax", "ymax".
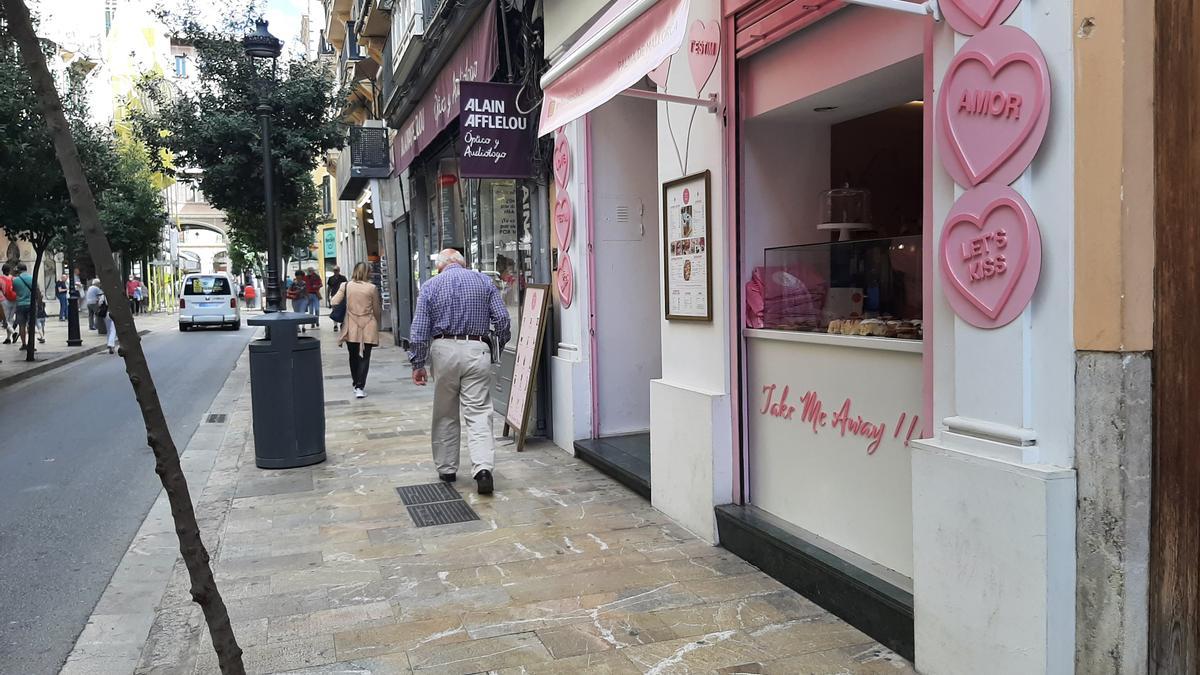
[{"xmin": 409, "ymin": 249, "xmax": 511, "ymax": 494}]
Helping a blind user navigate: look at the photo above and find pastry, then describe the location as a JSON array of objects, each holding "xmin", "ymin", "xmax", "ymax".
[{"xmin": 828, "ymin": 319, "xmax": 842, "ymax": 334}]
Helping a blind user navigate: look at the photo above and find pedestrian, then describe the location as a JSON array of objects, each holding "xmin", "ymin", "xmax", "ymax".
[
  {"xmin": 331, "ymin": 262, "xmax": 381, "ymax": 399},
  {"xmin": 0, "ymin": 264, "xmax": 16, "ymax": 344},
  {"xmin": 305, "ymin": 268, "xmax": 322, "ymax": 318},
  {"xmin": 35, "ymin": 298, "xmax": 46, "ymax": 344},
  {"xmin": 325, "ymin": 266, "xmax": 347, "ymax": 308},
  {"xmin": 97, "ymin": 289, "xmax": 117, "ymax": 354},
  {"xmin": 11, "ymin": 263, "xmax": 35, "ymax": 350},
  {"xmin": 243, "ymin": 282, "xmax": 256, "ymax": 309},
  {"xmin": 55, "ymin": 274, "xmax": 68, "ymax": 320},
  {"xmin": 133, "ymin": 280, "xmax": 145, "ymax": 314},
  {"xmin": 287, "ymin": 270, "xmax": 309, "ymax": 316},
  {"xmin": 408, "ymin": 249, "xmax": 511, "ymax": 495},
  {"xmin": 125, "ymin": 275, "xmax": 139, "ymax": 314},
  {"xmin": 84, "ymin": 279, "xmax": 101, "ymax": 330}
]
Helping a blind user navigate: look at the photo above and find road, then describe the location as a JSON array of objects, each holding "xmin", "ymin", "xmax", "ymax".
[{"xmin": 0, "ymin": 323, "xmax": 254, "ymax": 675}]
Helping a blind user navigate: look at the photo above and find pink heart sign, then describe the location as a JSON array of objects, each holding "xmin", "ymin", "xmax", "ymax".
[
  {"xmin": 554, "ymin": 194, "xmax": 573, "ymax": 253},
  {"xmin": 687, "ymin": 20, "xmax": 720, "ymax": 94},
  {"xmin": 557, "ymin": 252, "xmax": 574, "ymax": 309},
  {"xmin": 940, "ymin": 183, "xmax": 1042, "ymax": 328},
  {"xmin": 936, "ymin": 26, "xmax": 1051, "ymax": 188},
  {"xmin": 648, "ymin": 56, "xmax": 671, "ymax": 90},
  {"xmin": 941, "ymin": 0, "xmax": 1022, "ymax": 35},
  {"xmin": 553, "ymin": 132, "xmax": 571, "ymax": 191}
]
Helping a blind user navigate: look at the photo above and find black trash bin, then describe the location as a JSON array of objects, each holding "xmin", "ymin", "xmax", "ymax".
[{"xmin": 247, "ymin": 312, "xmax": 326, "ymax": 469}]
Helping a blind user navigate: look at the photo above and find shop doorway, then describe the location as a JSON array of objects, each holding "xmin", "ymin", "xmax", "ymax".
[{"xmin": 573, "ymin": 93, "xmax": 662, "ymax": 498}]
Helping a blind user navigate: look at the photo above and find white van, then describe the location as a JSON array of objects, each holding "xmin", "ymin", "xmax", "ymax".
[{"xmin": 179, "ymin": 273, "xmax": 240, "ymax": 331}]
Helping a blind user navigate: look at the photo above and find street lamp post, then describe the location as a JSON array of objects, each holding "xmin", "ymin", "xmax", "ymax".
[{"xmin": 243, "ymin": 19, "xmax": 284, "ymax": 314}]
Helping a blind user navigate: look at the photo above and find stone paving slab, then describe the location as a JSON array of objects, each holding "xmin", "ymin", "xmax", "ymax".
[{"xmin": 65, "ymin": 329, "xmax": 914, "ymax": 675}]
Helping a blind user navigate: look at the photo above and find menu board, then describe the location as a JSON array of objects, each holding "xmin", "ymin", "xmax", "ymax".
[
  {"xmin": 504, "ymin": 284, "xmax": 550, "ymax": 451},
  {"xmin": 662, "ymin": 171, "xmax": 713, "ymax": 320}
]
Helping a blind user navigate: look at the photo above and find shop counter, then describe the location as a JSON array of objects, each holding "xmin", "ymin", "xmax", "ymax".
[{"xmin": 743, "ymin": 327, "xmax": 923, "ymax": 584}]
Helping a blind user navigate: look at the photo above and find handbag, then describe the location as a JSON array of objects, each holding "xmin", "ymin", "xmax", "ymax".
[
  {"xmin": 330, "ymin": 296, "xmax": 347, "ymax": 323},
  {"xmin": 96, "ymin": 301, "xmax": 108, "ymax": 319}
]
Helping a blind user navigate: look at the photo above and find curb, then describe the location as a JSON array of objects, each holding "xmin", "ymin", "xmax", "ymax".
[
  {"xmin": 0, "ymin": 328, "xmax": 152, "ymax": 390},
  {"xmin": 59, "ymin": 343, "xmax": 253, "ymax": 675}
]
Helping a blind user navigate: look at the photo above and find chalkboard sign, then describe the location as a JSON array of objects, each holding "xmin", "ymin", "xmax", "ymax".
[{"xmin": 504, "ymin": 284, "xmax": 550, "ymax": 451}]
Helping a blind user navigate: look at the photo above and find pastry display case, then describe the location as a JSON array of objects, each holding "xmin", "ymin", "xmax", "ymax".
[{"xmin": 748, "ymin": 235, "xmax": 922, "ymax": 339}]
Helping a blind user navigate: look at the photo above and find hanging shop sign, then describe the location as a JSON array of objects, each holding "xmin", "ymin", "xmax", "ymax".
[
  {"xmin": 936, "ymin": 26, "xmax": 1051, "ymax": 188},
  {"xmin": 457, "ymin": 81, "xmax": 534, "ymax": 178},
  {"xmin": 393, "ymin": 2, "xmax": 498, "ymax": 174},
  {"xmin": 322, "ymin": 229, "xmax": 336, "ymax": 258},
  {"xmin": 687, "ymin": 20, "xmax": 720, "ymax": 93},
  {"xmin": 662, "ymin": 171, "xmax": 713, "ymax": 321},
  {"xmin": 941, "ymin": 0, "xmax": 1023, "ymax": 36},
  {"xmin": 940, "ymin": 183, "xmax": 1042, "ymax": 328}
]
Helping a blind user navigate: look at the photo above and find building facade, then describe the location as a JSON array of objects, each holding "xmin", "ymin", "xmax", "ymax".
[{"xmin": 315, "ymin": 0, "xmax": 1196, "ymax": 670}]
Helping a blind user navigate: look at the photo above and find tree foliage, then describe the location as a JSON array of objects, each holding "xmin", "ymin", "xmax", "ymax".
[
  {"xmin": 134, "ymin": 6, "xmax": 343, "ymax": 267},
  {"xmin": 0, "ymin": 10, "xmax": 164, "ymax": 269}
]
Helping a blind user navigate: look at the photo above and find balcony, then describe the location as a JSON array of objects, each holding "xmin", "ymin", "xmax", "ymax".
[
  {"xmin": 357, "ymin": 0, "xmax": 391, "ymax": 38},
  {"xmin": 325, "ymin": 0, "xmax": 353, "ymax": 50},
  {"xmin": 382, "ymin": 0, "xmax": 435, "ymax": 109},
  {"xmin": 337, "ymin": 124, "xmax": 391, "ymax": 200}
]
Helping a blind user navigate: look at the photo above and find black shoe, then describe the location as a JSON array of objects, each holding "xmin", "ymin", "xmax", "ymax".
[
  {"xmin": 474, "ymin": 470, "xmax": 494, "ymax": 495},
  {"xmin": 438, "ymin": 472, "xmax": 456, "ymax": 483}
]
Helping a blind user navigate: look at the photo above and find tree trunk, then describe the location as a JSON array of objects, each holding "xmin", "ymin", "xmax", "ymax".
[
  {"xmin": 1, "ymin": 1, "xmax": 245, "ymax": 672},
  {"xmin": 24, "ymin": 244, "xmax": 43, "ymax": 361}
]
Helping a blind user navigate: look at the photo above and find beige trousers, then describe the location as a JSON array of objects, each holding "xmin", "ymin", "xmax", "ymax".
[{"xmin": 429, "ymin": 338, "xmax": 495, "ymax": 476}]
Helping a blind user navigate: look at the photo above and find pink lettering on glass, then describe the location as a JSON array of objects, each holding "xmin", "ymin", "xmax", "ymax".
[
  {"xmin": 940, "ymin": 183, "xmax": 1042, "ymax": 328},
  {"xmin": 936, "ymin": 26, "xmax": 1051, "ymax": 188},
  {"xmin": 941, "ymin": 0, "xmax": 1022, "ymax": 36}
]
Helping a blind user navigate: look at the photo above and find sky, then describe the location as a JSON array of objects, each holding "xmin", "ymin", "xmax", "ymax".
[{"xmin": 34, "ymin": 0, "xmax": 315, "ymax": 58}]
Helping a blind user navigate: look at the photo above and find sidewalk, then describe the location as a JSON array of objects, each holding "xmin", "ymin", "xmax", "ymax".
[
  {"xmin": 65, "ymin": 328, "xmax": 913, "ymax": 674},
  {"xmin": 0, "ymin": 307, "xmax": 177, "ymax": 389}
]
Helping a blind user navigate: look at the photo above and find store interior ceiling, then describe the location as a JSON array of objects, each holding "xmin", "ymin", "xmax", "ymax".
[{"xmin": 753, "ymin": 55, "xmax": 923, "ymax": 126}]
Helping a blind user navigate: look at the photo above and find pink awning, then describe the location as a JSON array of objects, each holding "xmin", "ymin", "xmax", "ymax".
[{"xmin": 538, "ymin": 0, "xmax": 690, "ymax": 136}]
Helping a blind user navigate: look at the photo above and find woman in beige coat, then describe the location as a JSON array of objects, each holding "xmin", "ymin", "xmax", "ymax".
[{"xmin": 331, "ymin": 262, "xmax": 382, "ymax": 398}]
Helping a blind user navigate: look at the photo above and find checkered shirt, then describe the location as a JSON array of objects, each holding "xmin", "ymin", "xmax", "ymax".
[{"xmin": 407, "ymin": 263, "xmax": 511, "ymax": 369}]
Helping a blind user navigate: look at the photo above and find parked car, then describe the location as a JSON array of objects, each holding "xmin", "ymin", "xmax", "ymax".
[{"xmin": 179, "ymin": 273, "xmax": 240, "ymax": 331}]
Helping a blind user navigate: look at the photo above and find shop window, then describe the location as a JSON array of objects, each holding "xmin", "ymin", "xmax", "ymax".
[
  {"xmin": 743, "ymin": 101, "xmax": 924, "ymax": 340},
  {"xmin": 174, "ymin": 55, "xmax": 187, "ymax": 78}
]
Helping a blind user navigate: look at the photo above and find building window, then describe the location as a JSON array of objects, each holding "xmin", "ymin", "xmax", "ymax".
[
  {"xmin": 321, "ymin": 175, "xmax": 332, "ymax": 217},
  {"xmin": 346, "ymin": 21, "xmax": 362, "ymax": 60},
  {"xmin": 174, "ymin": 55, "xmax": 187, "ymax": 78}
]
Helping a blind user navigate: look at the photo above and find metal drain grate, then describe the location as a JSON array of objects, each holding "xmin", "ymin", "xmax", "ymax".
[
  {"xmin": 205, "ymin": 414, "xmax": 227, "ymax": 424},
  {"xmin": 407, "ymin": 500, "xmax": 480, "ymax": 527},
  {"xmin": 396, "ymin": 482, "xmax": 461, "ymax": 506},
  {"xmin": 396, "ymin": 482, "xmax": 479, "ymax": 527},
  {"xmin": 326, "ymin": 400, "xmax": 351, "ymax": 406}
]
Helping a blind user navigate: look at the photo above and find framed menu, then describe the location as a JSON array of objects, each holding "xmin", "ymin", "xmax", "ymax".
[
  {"xmin": 662, "ymin": 171, "xmax": 713, "ymax": 321},
  {"xmin": 504, "ymin": 284, "xmax": 550, "ymax": 451}
]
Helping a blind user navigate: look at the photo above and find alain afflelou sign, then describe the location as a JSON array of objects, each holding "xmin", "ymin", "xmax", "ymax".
[{"xmin": 457, "ymin": 81, "xmax": 534, "ymax": 179}]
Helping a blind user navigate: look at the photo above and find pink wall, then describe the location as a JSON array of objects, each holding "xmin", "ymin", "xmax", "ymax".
[{"xmin": 740, "ymin": 6, "xmax": 925, "ymax": 119}]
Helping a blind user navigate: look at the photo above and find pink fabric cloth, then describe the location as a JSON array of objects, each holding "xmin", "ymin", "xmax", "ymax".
[{"xmin": 745, "ymin": 265, "xmax": 828, "ymax": 330}]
